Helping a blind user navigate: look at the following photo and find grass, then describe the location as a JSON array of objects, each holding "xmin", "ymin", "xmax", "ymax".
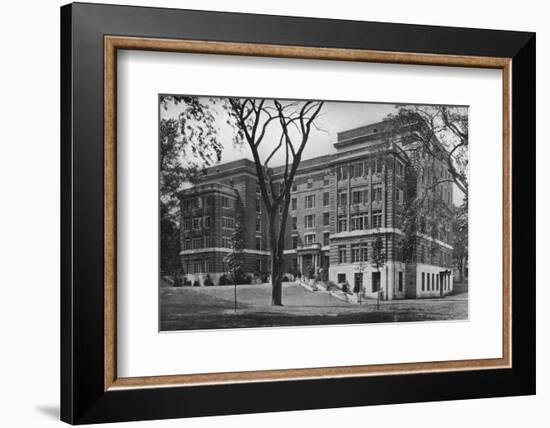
[{"xmin": 160, "ymin": 282, "xmax": 468, "ymax": 331}]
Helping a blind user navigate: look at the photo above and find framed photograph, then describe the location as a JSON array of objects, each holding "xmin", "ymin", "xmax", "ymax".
[{"xmin": 60, "ymin": 2, "xmax": 535, "ymax": 424}]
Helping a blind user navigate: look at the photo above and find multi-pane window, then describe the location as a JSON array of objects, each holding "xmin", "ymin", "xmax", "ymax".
[
  {"xmin": 221, "ymin": 196, "xmax": 230, "ymax": 208},
  {"xmin": 372, "ymin": 210, "xmax": 382, "ymax": 228},
  {"xmin": 338, "ymin": 245, "xmax": 347, "ymax": 263},
  {"xmin": 338, "ymin": 217, "xmax": 347, "ymax": 232},
  {"xmin": 323, "ymin": 232, "xmax": 330, "ymax": 246},
  {"xmin": 191, "ymin": 197, "xmax": 200, "ymax": 209},
  {"xmin": 337, "ymin": 165, "xmax": 348, "ymax": 180},
  {"xmin": 192, "ymin": 237, "xmax": 202, "ymax": 249},
  {"xmin": 427, "ymin": 273, "xmax": 431, "ymax": 290},
  {"xmin": 292, "ymin": 235, "xmax": 298, "ymax": 249},
  {"xmin": 305, "ymin": 194, "xmax": 315, "ymax": 209},
  {"xmin": 204, "ymin": 235, "xmax": 211, "ymax": 248},
  {"xmin": 351, "ymin": 214, "xmax": 368, "ymax": 231},
  {"xmin": 351, "ymin": 244, "xmax": 360, "ymax": 262},
  {"xmin": 222, "ymin": 237, "xmax": 231, "ymax": 248},
  {"xmin": 256, "ymin": 185, "xmax": 261, "ymax": 194},
  {"xmin": 323, "ymin": 176, "xmax": 330, "ymax": 186},
  {"xmin": 221, "ymin": 216, "xmax": 234, "ymax": 229},
  {"xmin": 397, "ymin": 189, "xmax": 404, "ymax": 205},
  {"xmin": 374, "ymin": 159, "xmax": 383, "ymax": 174},
  {"xmin": 307, "ymin": 179, "xmax": 313, "ymax": 189},
  {"xmin": 305, "ymin": 214, "xmax": 315, "ymax": 229},
  {"xmin": 255, "ymin": 197, "xmax": 261, "ymax": 213},
  {"xmin": 352, "ymin": 190, "xmax": 362, "ymax": 205},
  {"xmin": 396, "ymin": 161, "xmax": 405, "ymax": 176},
  {"xmin": 422, "ymin": 272, "xmax": 425, "ymax": 291},
  {"xmin": 192, "ymin": 217, "xmax": 201, "ymax": 230},
  {"xmin": 323, "ymin": 192, "xmax": 330, "ymax": 206},
  {"xmin": 183, "ymin": 218, "xmax": 191, "ymax": 231},
  {"xmin": 255, "ymin": 237, "xmax": 262, "ymax": 250},
  {"xmin": 255, "ymin": 217, "xmax": 261, "ymax": 232},
  {"xmin": 193, "ymin": 261, "xmax": 204, "ymax": 274},
  {"xmin": 203, "ymin": 216, "xmax": 211, "ymax": 228},
  {"xmin": 372, "ymin": 187, "xmax": 382, "ymax": 202},
  {"xmin": 182, "ymin": 199, "xmax": 191, "ymax": 211},
  {"xmin": 323, "ymin": 212, "xmax": 330, "ymax": 226},
  {"xmin": 352, "ymin": 163, "xmax": 363, "ymax": 178},
  {"xmin": 339, "ymin": 192, "xmax": 347, "ymax": 206},
  {"xmin": 360, "ymin": 244, "xmax": 368, "ymax": 261},
  {"xmin": 185, "ymin": 238, "xmax": 191, "ymax": 250},
  {"xmin": 205, "ymin": 196, "xmax": 212, "ymax": 208},
  {"xmin": 292, "ymin": 216, "xmax": 297, "ymax": 230},
  {"xmin": 305, "ymin": 234, "xmax": 315, "ymax": 245},
  {"xmin": 398, "ymin": 272, "xmax": 403, "ymax": 292},
  {"xmin": 291, "ymin": 197, "xmax": 297, "ymax": 211}
]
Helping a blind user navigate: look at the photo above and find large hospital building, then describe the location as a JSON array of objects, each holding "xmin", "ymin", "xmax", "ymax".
[{"xmin": 177, "ymin": 119, "xmax": 455, "ymax": 300}]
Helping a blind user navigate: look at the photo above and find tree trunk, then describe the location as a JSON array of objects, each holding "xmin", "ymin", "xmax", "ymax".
[{"xmin": 268, "ymin": 213, "xmax": 284, "ymax": 306}]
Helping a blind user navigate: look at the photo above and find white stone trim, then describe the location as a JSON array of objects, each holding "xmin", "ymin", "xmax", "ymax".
[
  {"xmin": 179, "ymin": 248, "xmax": 271, "ymax": 256},
  {"xmin": 331, "ymin": 227, "xmax": 405, "ymax": 240}
]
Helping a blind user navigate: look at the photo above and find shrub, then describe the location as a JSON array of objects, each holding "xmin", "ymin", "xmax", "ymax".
[
  {"xmin": 218, "ymin": 275, "xmax": 228, "ymax": 286},
  {"xmin": 183, "ymin": 277, "xmax": 192, "ymax": 286},
  {"xmin": 173, "ymin": 275, "xmax": 182, "ymax": 287},
  {"xmin": 193, "ymin": 280, "xmax": 200, "ymax": 287},
  {"xmin": 282, "ymin": 275, "xmax": 289, "ymax": 282},
  {"xmin": 203, "ymin": 274, "xmax": 214, "ymax": 286}
]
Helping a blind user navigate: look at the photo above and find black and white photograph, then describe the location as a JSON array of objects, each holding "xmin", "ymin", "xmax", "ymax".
[{"xmin": 159, "ymin": 95, "xmax": 469, "ymax": 331}]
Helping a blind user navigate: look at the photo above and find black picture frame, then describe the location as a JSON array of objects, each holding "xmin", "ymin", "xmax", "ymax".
[{"xmin": 61, "ymin": 2, "xmax": 535, "ymax": 424}]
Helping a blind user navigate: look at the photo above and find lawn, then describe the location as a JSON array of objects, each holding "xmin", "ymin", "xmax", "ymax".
[{"xmin": 160, "ymin": 282, "xmax": 468, "ymax": 331}]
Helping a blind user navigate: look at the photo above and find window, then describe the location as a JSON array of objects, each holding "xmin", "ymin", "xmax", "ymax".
[
  {"xmin": 436, "ymin": 275, "xmax": 439, "ymax": 290},
  {"xmin": 205, "ymin": 196, "xmax": 212, "ymax": 207},
  {"xmin": 221, "ymin": 216, "xmax": 234, "ymax": 229},
  {"xmin": 352, "ymin": 190, "xmax": 362, "ymax": 205},
  {"xmin": 372, "ymin": 187, "xmax": 382, "ymax": 202},
  {"xmin": 222, "ymin": 237, "xmax": 231, "ymax": 248},
  {"xmin": 192, "ymin": 237, "xmax": 202, "ymax": 249},
  {"xmin": 432, "ymin": 274, "xmax": 435, "ymax": 291},
  {"xmin": 305, "ymin": 234, "xmax": 315, "ymax": 245},
  {"xmin": 292, "ymin": 216, "xmax": 297, "ymax": 230},
  {"xmin": 397, "ymin": 189, "xmax": 404, "ymax": 205},
  {"xmin": 338, "ymin": 245, "xmax": 347, "ymax": 263},
  {"xmin": 398, "ymin": 272, "xmax": 403, "ymax": 292},
  {"xmin": 339, "ymin": 192, "xmax": 347, "ymax": 206},
  {"xmin": 255, "ymin": 217, "xmax": 261, "ymax": 232},
  {"xmin": 352, "ymin": 163, "xmax": 363, "ymax": 178},
  {"xmin": 292, "ymin": 183, "xmax": 297, "ymax": 192},
  {"xmin": 203, "ymin": 216, "xmax": 211, "ymax": 228},
  {"xmin": 192, "ymin": 217, "xmax": 201, "ymax": 230},
  {"xmin": 351, "ymin": 215, "xmax": 367, "ymax": 231},
  {"xmin": 375, "ymin": 159, "xmax": 383, "ymax": 174},
  {"xmin": 427, "ymin": 273, "xmax": 430, "ymax": 290},
  {"xmin": 338, "ymin": 217, "xmax": 347, "ymax": 232},
  {"xmin": 323, "ymin": 192, "xmax": 330, "ymax": 206},
  {"xmin": 360, "ymin": 244, "xmax": 368, "ymax": 261},
  {"xmin": 351, "ymin": 244, "xmax": 360, "ymax": 262},
  {"xmin": 372, "ymin": 210, "xmax": 382, "ymax": 228},
  {"xmin": 307, "ymin": 179, "xmax": 313, "ymax": 189},
  {"xmin": 396, "ymin": 161, "xmax": 405, "ymax": 176},
  {"xmin": 183, "ymin": 218, "xmax": 191, "ymax": 231},
  {"xmin": 221, "ymin": 196, "xmax": 230, "ymax": 208},
  {"xmin": 323, "ymin": 212, "xmax": 330, "ymax": 226},
  {"xmin": 305, "ymin": 214, "xmax": 315, "ymax": 229},
  {"xmin": 337, "ymin": 165, "xmax": 348, "ymax": 180},
  {"xmin": 305, "ymin": 194, "xmax": 315, "ymax": 209},
  {"xmin": 185, "ymin": 238, "xmax": 191, "ymax": 250},
  {"xmin": 256, "ymin": 185, "xmax": 260, "ymax": 194},
  {"xmin": 255, "ymin": 197, "xmax": 261, "ymax": 213},
  {"xmin": 337, "ymin": 273, "xmax": 346, "ymax": 284},
  {"xmin": 182, "ymin": 199, "xmax": 191, "ymax": 211},
  {"xmin": 255, "ymin": 237, "xmax": 262, "ymax": 250},
  {"xmin": 323, "ymin": 176, "xmax": 330, "ymax": 186},
  {"xmin": 291, "ymin": 197, "xmax": 297, "ymax": 211},
  {"xmin": 193, "ymin": 261, "xmax": 204, "ymax": 274},
  {"xmin": 204, "ymin": 235, "xmax": 211, "ymax": 247},
  {"xmin": 422, "ymin": 272, "xmax": 425, "ymax": 291},
  {"xmin": 292, "ymin": 235, "xmax": 298, "ymax": 249},
  {"xmin": 323, "ymin": 232, "xmax": 330, "ymax": 246},
  {"xmin": 256, "ymin": 259, "xmax": 261, "ymax": 273},
  {"xmin": 192, "ymin": 197, "xmax": 200, "ymax": 209}
]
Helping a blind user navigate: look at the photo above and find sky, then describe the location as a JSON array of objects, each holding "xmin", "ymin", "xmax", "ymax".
[{"xmin": 161, "ymin": 96, "xmax": 465, "ymax": 205}]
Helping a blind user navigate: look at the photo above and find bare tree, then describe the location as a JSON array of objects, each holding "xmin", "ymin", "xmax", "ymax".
[{"xmin": 225, "ymin": 98, "xmax": 324, "ymax": 305}]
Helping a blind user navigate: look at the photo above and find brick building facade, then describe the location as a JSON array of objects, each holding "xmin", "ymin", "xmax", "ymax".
[{"xmin": 177, "ymin": 119, "xmax": 455, "ymax": 299}]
